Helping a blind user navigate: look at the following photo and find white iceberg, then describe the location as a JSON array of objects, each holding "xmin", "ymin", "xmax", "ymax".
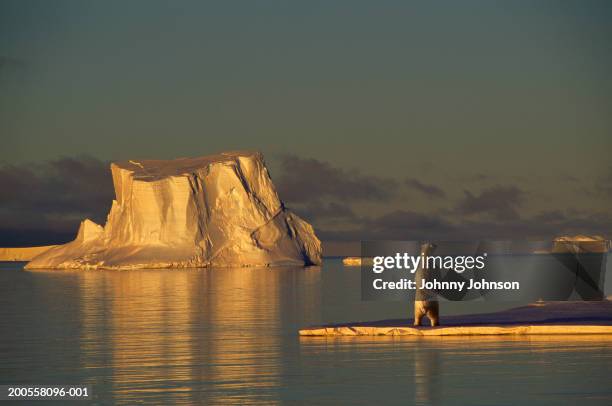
[
  {"xmin": 0, "ymin": 246, "xmax": 57, "ymax": 261},
  {"xmin": 26, "ymin": 151, "xmax": 321, "ymax": 270}
]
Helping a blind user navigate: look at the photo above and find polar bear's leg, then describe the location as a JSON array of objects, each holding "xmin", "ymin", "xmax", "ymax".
[
  {"xmin": 414, "ymin": 300, "xmax": 425, "ymax": 326},
  {"xmin": 426, "ymin": 302, "xmax": 440, "ymax": 326}
]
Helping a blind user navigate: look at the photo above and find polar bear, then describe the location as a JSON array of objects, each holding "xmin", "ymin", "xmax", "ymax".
[
  {"xmin": 414, "ymin": 299, "xmax": 439, "ymax": 327},
  {"xmin": 414, "ymin": 242, "xmax": 440, "ymax": 327}
]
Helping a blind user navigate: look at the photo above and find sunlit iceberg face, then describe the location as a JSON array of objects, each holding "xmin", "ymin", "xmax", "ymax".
[{"xmin": 26, "ymin": 151, "xmax": 321, "ymax": 270}]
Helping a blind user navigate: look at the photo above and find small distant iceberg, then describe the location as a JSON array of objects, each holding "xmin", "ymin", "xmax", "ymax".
[
  {"xmin": 342, "ymin": 257, "xmax": 373, "ymax": 266},
  {"xmin": 531, "ymin": 235, "xmax": 610, "ymax": 254},
  {"xmin": 342, "ymin": 257, "xmax": 362, "ymax": 266},
  {"xmin": 0, "ymin": 246, "xmax": 57, "ymax": 261},
  {"xmin": 552, "ymin": 234, "xmax": 610, "ymax": 253}
]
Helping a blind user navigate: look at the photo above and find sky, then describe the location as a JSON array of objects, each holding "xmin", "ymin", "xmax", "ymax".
[{"xmin": 1, "ymin": 1, "xmax": 611, "ymax": 246}]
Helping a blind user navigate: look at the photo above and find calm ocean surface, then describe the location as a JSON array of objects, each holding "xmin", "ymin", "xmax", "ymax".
[{"xmin": 1, "ymin": 258, "xmax": 611, "ymax": 405}]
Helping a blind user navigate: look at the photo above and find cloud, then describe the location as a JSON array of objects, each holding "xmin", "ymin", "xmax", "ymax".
[
  {"xmin": 455, "ymin": 185, "xmax": 525, "ymax": 220},
  {"xmin": 365, "ymin": 210, "xmax": 455, "ymax": 239},
  {"xmin": 559, "ymin": 173, "xmax": 579, "ymax": 182},
  {"xmin": 275, "ymin": 155, "xmax": 398, "ymax": 204},
  {"xmin": 0, "ymin": 156, "xmax": 113, "ymax": 246},
  {"xmin": 316, "ymin": 208, "xmax": 612, "ymax": 242},
  {"xmin": 457, "ymin": 210, "xmax": 612, "ymax": 240},
  {"xmin": 1, "ymin": 154, "xmax": 609, "ymax": 247},
  {"xmin": 405, "ymin": 178, "xmax": 446, "ymax": 198},
  {"xmin": 289, "ymin": 201, "xmax": 357, "ymax": 223},
  {"xmin": 274, "ymin": 159, "xmax": 608, "ymax": 242},
  {"xmin": 532, "ymin": 210, "xmax": 566, "ymax": 223},
  {"xmin": 311, "ymin": 209, "xmax": 456, "ymax": 241},
  {"xmin": 594, "ymin": 166, "xmax": 612, "ymax": 197}
]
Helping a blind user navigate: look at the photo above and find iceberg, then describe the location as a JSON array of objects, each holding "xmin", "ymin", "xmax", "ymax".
[
  {"xmin": 26, "ymin": 151, "xmax": 321, "ymax": 270},
  {"xmin": 0, "ymin": 246, "xmax": 57, "ymax": 261},
  {"xmin": 552, "ymin": 234, "xmax": 610, "ymax": 253}
]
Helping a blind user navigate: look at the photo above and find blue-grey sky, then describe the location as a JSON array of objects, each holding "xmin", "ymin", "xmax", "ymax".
[{"xmin": 1, "ymin": 1, "xmax": 611, "ymax": 245}]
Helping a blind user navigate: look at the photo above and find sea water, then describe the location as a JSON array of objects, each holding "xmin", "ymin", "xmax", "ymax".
[{"xmin": 0, "ymin": 258, "xmax": 611, "ymax": 405}]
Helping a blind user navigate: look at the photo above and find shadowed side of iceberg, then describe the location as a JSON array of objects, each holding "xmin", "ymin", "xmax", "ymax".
[{"xmin": 26, "ymin": 151, "xmax": 322, "ymax": 270}]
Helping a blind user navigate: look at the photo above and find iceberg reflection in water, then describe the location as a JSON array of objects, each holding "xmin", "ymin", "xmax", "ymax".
[
  {"xmin": 0, "ymin": 258, "xmax": 611, "ymax": 404},
  {"xmin": 76, "ymin": 267, "xmax": 321, "ymax": 404}
]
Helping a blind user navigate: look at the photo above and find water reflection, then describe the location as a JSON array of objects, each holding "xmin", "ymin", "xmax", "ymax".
[
  {"xmin": 2, "ymin": 260, "xmax": 610, "ymax": 405},
  {"xmin": 414, "ymin": 344, "xmax": 440, "ymax": 405},
  {"xmin": 75, "ymin": 267, "xmax": 321, "ymax": 404},
  {"xmin": 299, "ymin": 335, "xmax": 612, "ymax": 405},
  {"xmin": 79, "ymin": 270, "xmax": 198, "ymax": 403}
]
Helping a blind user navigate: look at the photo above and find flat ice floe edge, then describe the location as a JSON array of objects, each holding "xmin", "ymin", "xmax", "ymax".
[
  {"xmin": 299, "ymin": 324, "xmax": 612, "ymax": 336},
  {"xmin": 299, "ymin": 300, "xmax": 612, "ymax": 336}
]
